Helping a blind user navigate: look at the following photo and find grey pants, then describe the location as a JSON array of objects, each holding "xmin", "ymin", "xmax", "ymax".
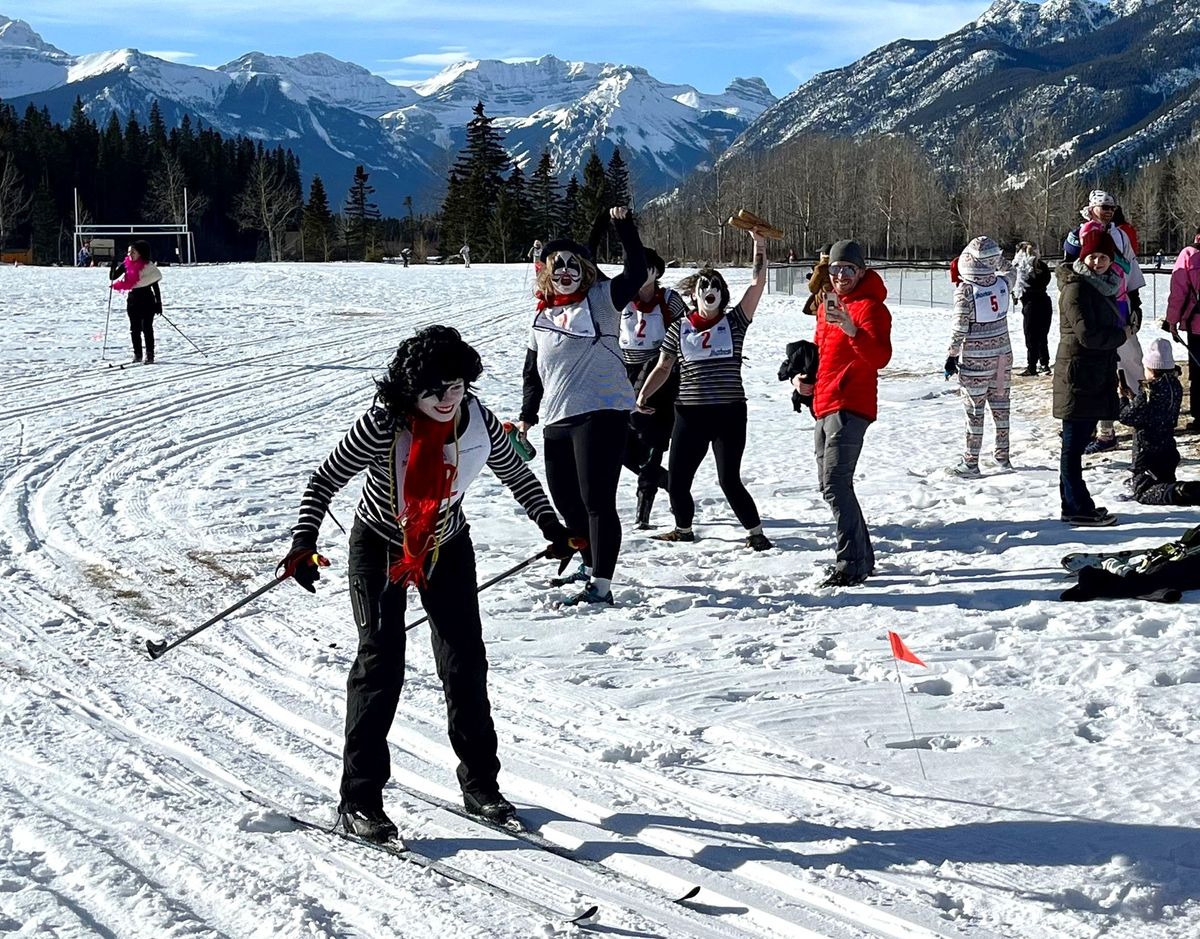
[{"xmin": 814, "ymin": 411, "xmax": 874, "ymax": 577}]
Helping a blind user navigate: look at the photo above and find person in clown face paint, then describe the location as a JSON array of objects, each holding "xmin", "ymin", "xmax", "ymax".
[
  {"xmin": 619, "ymin": 246, "xmax": 688, "ymax": 529},
  {"xmin": 635, "ymin": 229, "xmax": 773, "ymax": 551},
  {"xmin": 281, "ymin": 326, "xmax": 573, "ymax": 843},
  {"xmin": 519, "ymin": 207, "xmax": 648, "ymax": 606}
]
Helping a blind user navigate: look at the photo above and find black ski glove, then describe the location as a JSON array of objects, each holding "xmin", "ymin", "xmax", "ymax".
[
  {"xmin": 277, "ymin": 542, "xmax": 330, "ymax": 592},
  {"xmin": 944, "ymin": 356, "xmax": 959, "ymax": 380}
]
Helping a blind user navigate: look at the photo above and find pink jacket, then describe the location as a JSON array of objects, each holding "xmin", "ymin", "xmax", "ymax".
[{"xmin": 1166, "ymin": 242, "xmax": 1200, "ymax": 334}]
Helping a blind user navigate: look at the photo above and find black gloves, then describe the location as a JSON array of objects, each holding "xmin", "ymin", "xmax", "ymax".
[
  {"xmin": 944, "ymin": 356, "xmax": 959, "ymax": 379},
  {"xmin": 277, "ymin": 542, "xmax": 330, "ymax": 592},
  {"xmin": 540, "ymin": 519, "xmax": 577, "ymax": 560}
]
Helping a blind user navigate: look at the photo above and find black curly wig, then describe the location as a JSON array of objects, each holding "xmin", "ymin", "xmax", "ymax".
[
  {"xmin": 375, "ymin": 325, "xmax": 483, "ymax": 424},
  {"xmin": 676, "ymin": 267, "xmax": 730, "ymax": 312}
]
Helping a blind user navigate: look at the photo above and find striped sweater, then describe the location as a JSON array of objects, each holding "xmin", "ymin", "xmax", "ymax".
[{"xmin": 292, "ymin": 395, "xmax": 557, "ymax": 549}]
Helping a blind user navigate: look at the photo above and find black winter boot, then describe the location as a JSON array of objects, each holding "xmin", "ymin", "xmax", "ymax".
[
  {"xmin": 338, "ymin": 805, "xmax": 398, "ymax": 843},
  {"xmin": 464, "ymin": 790, "xmax": 517, "ymax": 824},
  {"xmin": 635, "ymin": 491, "xmax": 655, "ymax": 530}
]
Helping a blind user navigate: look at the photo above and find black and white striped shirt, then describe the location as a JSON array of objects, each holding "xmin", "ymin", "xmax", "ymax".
[
  {"xmin": 661, "ymin": 305, "xmax": 751, "ymax": 406},
  {"xmin": 292, "ymin": 395, "xmax": 557, "ymax": 548}
]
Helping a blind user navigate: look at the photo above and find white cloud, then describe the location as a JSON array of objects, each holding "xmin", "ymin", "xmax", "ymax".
[
  {"xmin": 392, "ymin": 49, "xmax": 472, "ymax": 67},
  {"xmin": 145, "ymin": 50, "xmax": 199, "ymax": 62}
]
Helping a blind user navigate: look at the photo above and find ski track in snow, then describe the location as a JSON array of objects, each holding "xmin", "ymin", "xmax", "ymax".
[{"xmin": 1, "ymin": 262, "xmax": 1198, "ymax": 938}]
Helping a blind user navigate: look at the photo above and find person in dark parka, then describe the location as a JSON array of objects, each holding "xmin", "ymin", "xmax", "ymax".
[{"xmin": 1053, "ymin": 229, "xmax": 1129, "ymax": 526}]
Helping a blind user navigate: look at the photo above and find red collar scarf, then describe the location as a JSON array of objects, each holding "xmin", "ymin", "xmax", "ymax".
[
  {"xmin": 388, "ymin": 412, "xmax": 457, "ymax": 587},
  {"xmin": 634, "ymin": 288, "xmax": 666, "ymax": 315},
  {"xmin": 536, "ymin": 289, "xmax": 587, "ymax": 312},
  {"xmin": 687, "ymin": 308, "xmax": 724, "ymax": 331}
]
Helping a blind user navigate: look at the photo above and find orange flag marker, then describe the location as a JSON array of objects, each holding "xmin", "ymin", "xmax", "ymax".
[{"xmin": 888, "ymin": 631, "xmax": 926, "ymax": 667}]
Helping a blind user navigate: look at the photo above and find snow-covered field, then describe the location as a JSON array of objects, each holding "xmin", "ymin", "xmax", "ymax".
[{"xmin": 1, "ymin": 261, "xmax": 1198, "ymax": 938}]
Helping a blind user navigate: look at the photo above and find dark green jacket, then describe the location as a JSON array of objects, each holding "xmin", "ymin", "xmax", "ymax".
[{"xmin": 1052, "ymin": 265, "xmax": 1127, "ymax": 421}]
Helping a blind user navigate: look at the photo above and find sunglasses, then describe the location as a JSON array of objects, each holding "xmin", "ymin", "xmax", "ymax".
[{"xmin": 829, "ymin": 264, "xmax": 859, "ymax": 278}]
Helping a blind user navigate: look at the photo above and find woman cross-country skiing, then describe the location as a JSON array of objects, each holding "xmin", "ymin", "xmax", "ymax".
[
  {"xmin": 635, "ymin": 228, "xmax": 773, "ymax": 551},
  {"xmin": 519, "ymin": 206, "xmax": 648, "ymax": 606},
  {"xmin": 109, "ymin": 239, "xmax": 162, "ymax": 364},
  {"xmin": 620, "ymin": 246, "xmax": 687, "ymax": 529},
  {"xmin": 281, "ymin": 326, "xmax": 574, "ymax": 843}
]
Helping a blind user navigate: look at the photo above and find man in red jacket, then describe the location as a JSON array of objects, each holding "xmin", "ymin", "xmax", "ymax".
[{"xmin": 794, "ymin": 240, "xmax": 893, "ymax": 587}]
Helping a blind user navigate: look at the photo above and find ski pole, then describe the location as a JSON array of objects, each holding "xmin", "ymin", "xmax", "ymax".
[
  {"xmin": 156, "ymin": 309, "xmax": 209, "ymax": 359},
  {"xmin": 1171, "ymin": 331, "xmax": 1200, "ymax": 370},
  {"xmin": 101, "ymin": 286, "xmax": 113, "ymax": 360},
  {"xmin": 145, "ymin": 550, "xmax": 329, "ymax": 659}
]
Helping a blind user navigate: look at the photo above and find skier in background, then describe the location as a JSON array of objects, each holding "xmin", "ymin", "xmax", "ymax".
[
  {"xmin": 1013, "ymin": 242, "xmax": 1053, "ymax": 376},
  {"xmin": 280, "ymin": 325, "xmax": 573, "ymax": 842},
  {"xmin": 460, "ymin": 244, "xmax": 471, "ymax": 268},
  {"xmin": 1165, "ymin": 225, "xmax": 1200, "ymax": 432}
]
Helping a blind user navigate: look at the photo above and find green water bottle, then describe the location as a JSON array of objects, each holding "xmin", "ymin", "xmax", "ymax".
[{"xmin": 503, "ymin": 421, "xmax": 536, "ymax": 461}]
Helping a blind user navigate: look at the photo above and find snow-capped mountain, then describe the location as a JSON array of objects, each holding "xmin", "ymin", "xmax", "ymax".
[
  {"xmin": 0, "ymin": 16, "xmax": 775, "ymax": 212},
  {"xmin": 0, "ymin": 15, "xmax": 72, "ymax": 99},
  {"xmin": 727, "ymin": 0, "xmax": 1197, "ymax": 180}
]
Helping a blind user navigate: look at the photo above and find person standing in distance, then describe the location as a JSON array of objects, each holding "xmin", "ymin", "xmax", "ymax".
[{"xmin": 109, "ymin": 239, "xmax": 162, "ymax": 364}]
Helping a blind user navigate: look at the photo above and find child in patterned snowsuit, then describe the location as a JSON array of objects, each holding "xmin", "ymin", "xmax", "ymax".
[{"xmin": 945, "ymin": 236, "xmax": 1016, "ymax": 476}]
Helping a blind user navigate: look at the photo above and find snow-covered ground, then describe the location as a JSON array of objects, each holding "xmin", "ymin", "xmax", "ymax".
[{"xmin": 1, "ymin": 261, "xmax": 1198, "ymax": 938}]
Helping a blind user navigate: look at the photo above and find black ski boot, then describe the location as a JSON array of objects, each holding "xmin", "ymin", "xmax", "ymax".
[
  {"xmin": 746, "ymin": 531, "xmax": 773, "ymax": 551},
  {"xmin": 635, "ymin": 491, "xmax": 655, "ymax": 530},
  {"xmin": 464, "ymin": 790, "xmax": 517, "ymax": 825},
  {"xmin": 338, "ymin": 805, "xmax": 398, "ymax": 843},
  {"xmin": 652, "ymin": 527, "xmax": 695, "ymax": 543}
]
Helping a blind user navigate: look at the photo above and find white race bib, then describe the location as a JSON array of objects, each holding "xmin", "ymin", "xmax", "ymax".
[
  {"xmin": 679, "ymin": 317, "xmax": 734, "ymax": 361},
  {"xmin": 533, "ymin": 299, "xmax": 596, "ymax": 338},
  {"xmin": 972, "ymin": 279, "xmax": 1009, "ymax": 323},
  {"xmin": 619, "ymin": 303, "xmax": 667, "ymax": 349}
]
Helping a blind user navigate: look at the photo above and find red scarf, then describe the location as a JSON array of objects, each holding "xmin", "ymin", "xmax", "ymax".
[
  {"xmin": 634, "ymin": 288, "xmax": 666, "ymax": 315},
  {"xmin": 536, "ymin": 289, "xmax": 587, "ymax": 312},
  {"xmin": 687, "ymin": 308, "xmax": 724, "ymax": 331},
  {"xmin": 388, "ymin": 412, "xmax": 457, "ymax": 587}
]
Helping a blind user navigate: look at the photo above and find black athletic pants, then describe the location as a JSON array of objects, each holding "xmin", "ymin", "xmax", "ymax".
[
  {"xmin": 543, "ymin": 409, "xmax": 627, "ymax": 580},
  {"xmin": 1190, "ymin": 332, "xmax": 1200, "ymax": 421},
  {"xmin": 128, "ymin": 309, "xmax": 154, "ymax": 361},
  {"xmin": 339, "ymin": 519, "xmax": 499, "ymax": 811},
  {"xmin": 623, "ymin": 361, "xmax": 675, "ymax": 497},
  {"xmin": 1021, "ymin": 296, "xmax": 1051, "ymax": 370},
  {"xmin": 668, "ymin": 402, "xmax": 761, "ymax": 530}
]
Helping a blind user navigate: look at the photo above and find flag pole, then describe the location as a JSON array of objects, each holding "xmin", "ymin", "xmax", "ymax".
[{"xmin": 893, "ymin": 659, "xmax": 928, "ymax": 780}]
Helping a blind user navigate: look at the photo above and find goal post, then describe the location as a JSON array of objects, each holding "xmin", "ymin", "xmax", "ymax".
[{"xmin": 74, "ymin": 187, "xmax": 196, "ymax": 265}]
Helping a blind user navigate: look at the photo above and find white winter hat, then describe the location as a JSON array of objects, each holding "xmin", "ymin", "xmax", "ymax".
[
  {"xmin": 958, "ymin": 236, "xmax": 1003, "ymax": 281},
  {"xmin": 1143, "ymin": 337, "xmax": 1175, "ymax": 371},
  {"xmin": 1086, "ymin": 190, "xmax": 1117, "ymax": 209}
]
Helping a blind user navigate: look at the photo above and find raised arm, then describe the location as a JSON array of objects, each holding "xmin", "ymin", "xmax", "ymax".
[
  {"xmin": 739, "ymin": 230, "xmax": 769, "ymax": 321},
  {"xmin": 608, "ymin": 208, "xmax": 648, "ymax": 311}
]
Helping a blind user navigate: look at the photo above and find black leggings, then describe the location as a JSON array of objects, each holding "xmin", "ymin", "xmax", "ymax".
[
  {"xmin": 340, "ymin": 520, "xmax": 499, "ymax": 811},
  {"xmin": 623, "ymin": 361, "xmax": 676, "ymax": 496},
  {"xmin": 543, "ymin": 409, "xmax": 627, "ymax": 580},
  {"xmin": 128, "ymin": 309, "xmax": 154, "ymax": 360},
  {"xmin": 1021, "ymin": 296, "xmax": 1051, "ymax": 369},
  {"xmin": 668, "ymin": 402, "xmax": 760, "ymax": 530}
]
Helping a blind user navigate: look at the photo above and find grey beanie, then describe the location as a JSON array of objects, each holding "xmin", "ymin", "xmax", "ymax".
[{"xmin": 828, "ymin": 240, "xmax": 866, "ymax": 269}]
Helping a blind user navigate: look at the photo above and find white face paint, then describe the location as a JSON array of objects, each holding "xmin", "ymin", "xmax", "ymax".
[
  {"xmin": 550, "ymin": 251, "xmax": 584, "ymax": 296},
  {"xmin": 694, "ymin": 274, "xmax": 724, "ymax": 315},
  {"xmin": 415, "ymin": 380, "xmax": 465, "ymax": 423}
]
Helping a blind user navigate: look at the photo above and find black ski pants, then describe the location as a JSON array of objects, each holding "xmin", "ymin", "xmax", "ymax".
[
  {"xmin": 1189, "ymin": 331, "xmax": 1200, "ymax": 421},
  {"xmin": 623, "ymin": 361, "xmax": 675, "ymax": 497},
  {"xmin": 543, "ymin": 409, "xmax": 627, "ymax": 580},
  {"xmin": 339, "ymin": 519, "xmax": 499, "ymax": 811},
  {"xmin": 1021, "ymin": 296, "xmax": 1051, "ymax": 370},
  {"xmin": 128, "ymin": 309, "xmax": 154, "ymax": 361},
  {"xmin": 668, "ymin": 402, "xmax": 761, "ymax": 530}
]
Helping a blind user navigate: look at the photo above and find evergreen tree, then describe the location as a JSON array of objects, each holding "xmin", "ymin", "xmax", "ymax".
[
  {"xmin": 30, "ymin": 178, "xmax": 60, "ymax": 264},
  {"xmin": 343, "ymin": 164, "xmax": 381, "ymax": 261},
  {"xmin": 302, "ymin": 175, "xmax": 336, "ymax": 261},
  {"xmin": 148, "ymin": 100, "xmax": 168, "ymax": 153},
  {"xmin": 528, "ymin": 150, "xmax": 562, "ymax": 242},
  {"xmin": 576, "ymin": 150, "xmax": 609, "ymax": 250},
  {"xmin": 440, "ymin": 101, "xmax": 511, "ymax": 258},
  {"xmin": 605, "ymin": 147, "xmax": 632, "ymax": 210},
  {"xmin": 562, "ymin": 175, "xmax": 581, "ymax": 240}
]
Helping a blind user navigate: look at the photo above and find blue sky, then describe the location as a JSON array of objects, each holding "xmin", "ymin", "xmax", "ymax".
[{"xmin": 18, "ymin": 0, "xmax": 993, "ymax": 97}]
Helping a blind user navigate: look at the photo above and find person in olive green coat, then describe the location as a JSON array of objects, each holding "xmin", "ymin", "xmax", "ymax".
[{"xmin": 1052, "ymin": 229, "xmax": 1130, "ymax": 526}]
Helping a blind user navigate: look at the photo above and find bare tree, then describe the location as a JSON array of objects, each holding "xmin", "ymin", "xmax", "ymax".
[
  {"xmin": 234, "ymin": 156, "xmax": 300, "ymax": 262},
  {"xmin": 145, "ymin": 153, "xmax": 208, "ymax": 263},
  {"xmin": 0, "ymin": 155, "xmax": 31, "ymax": 251}
]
